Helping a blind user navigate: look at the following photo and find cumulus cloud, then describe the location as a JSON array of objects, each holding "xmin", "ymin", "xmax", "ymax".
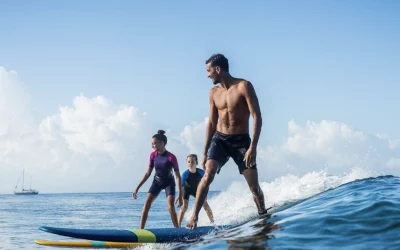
[
  {"xmin": 0, "ymin": 66, "xmax": 159, "ymax": 194},
  {"xmin": 257, "ymin": 120, "xmax": 400, "ymax": 179},
  {"xmin": 0, "ymin": 67, "xmax": 36, "ymax": 163},
  {"xmin": 179, "ymin": 118, "xmax": 208, "ymax": 154},
  {"xmin": 0, "ymin": 67, "xmax": 34, "ymax": 136},
  {"xmin": 0, "ymin": 65, "xmax": 399, "ymax": 194},
  {"xmin": 386, "ymin": 158, "xmax": 400, "ymax": 168},
  {"xmin": 40, "ymin": 95, "xmax": 151, "ymax": 165}
]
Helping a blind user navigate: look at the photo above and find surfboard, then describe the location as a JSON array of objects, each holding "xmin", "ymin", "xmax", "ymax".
[
  {"xmin": 39, "ymin": 225, "xmax": 228, "ymax": 243},
  {"xmin": 34, "ymin": 240, "xmax": 144, "ymax": 248}
]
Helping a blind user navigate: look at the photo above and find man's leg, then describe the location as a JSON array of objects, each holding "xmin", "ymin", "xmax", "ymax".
[
  {"xmin": 202, "ymin": 199, "xmax": 214, "ymax": 224},
  {"xmin": 186, "ymin": 160, "xmax": 218, "ymax": 229},
  {"xmin": 242, "ymin": 168, "xmax": 267, "ymax": 214}
]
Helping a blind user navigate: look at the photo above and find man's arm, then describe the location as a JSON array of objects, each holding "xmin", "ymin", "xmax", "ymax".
[
  {"xmin": 241, "ymin": 81, "xmax": 262, "ymax": 149},
  {"xmin": 203, "ymin": 88, "xmax": 218, "ymax": 158}
]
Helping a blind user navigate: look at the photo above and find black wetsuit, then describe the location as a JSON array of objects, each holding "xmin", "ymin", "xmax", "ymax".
[
  {"xmin": 181, "ymin": 168, "xmax": 205, "ymax": 200},
  {"xmin": 147, "ymin": 150, "xmax": 179, "ymax": 197}
]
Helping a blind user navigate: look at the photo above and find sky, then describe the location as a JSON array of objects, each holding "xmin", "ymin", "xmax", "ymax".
[{"xmin": 0, "ymin": 0, "xmax": 399, "ymax": 194}]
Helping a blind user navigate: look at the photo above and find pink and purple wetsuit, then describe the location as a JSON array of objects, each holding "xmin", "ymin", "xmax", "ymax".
[{"xmin": 148, "ymin": 150, "xmax": 179, "ymax": 197}]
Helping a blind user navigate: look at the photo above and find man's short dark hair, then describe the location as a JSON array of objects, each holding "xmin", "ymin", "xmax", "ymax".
[{"xmin": 206, "ymin": 53, "xmax": 229, "ymax": 72}]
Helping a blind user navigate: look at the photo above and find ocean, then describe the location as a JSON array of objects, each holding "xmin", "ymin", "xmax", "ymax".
[{"xmin": 1, "ymin": 168, "xmax": 399, "ymax": 250}]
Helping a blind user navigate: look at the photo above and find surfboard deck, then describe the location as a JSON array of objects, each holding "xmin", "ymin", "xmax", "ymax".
[
  {"xmin": 34, "ymin": 240, "xmax": 144, "ymax": 248},
  {"xmin": 38, "ymin": 205, "xmax": 276, "ymax": 244},
  {"xmin": 39, "ymin": 225, "xmax": 229, "ymax": 243}
]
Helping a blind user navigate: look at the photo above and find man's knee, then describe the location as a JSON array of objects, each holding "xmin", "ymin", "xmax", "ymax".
[
  {"xmin": 203, "ymin": 160, "xmax": 218, "ymax": 184},
  {"xmin": 202, "ymin": 173, "xmax": 216, "ymax": 187}
]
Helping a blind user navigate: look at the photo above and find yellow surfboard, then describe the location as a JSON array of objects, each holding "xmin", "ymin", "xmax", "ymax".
[{"xmin": 34, "ymin": 240, "xmax": 144, "ymax": 248}]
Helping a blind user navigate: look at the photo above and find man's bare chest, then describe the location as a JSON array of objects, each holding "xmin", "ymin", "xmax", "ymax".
[{"xmin": 213, "ymin": 90, "xmax": 244, "ymax": 110}]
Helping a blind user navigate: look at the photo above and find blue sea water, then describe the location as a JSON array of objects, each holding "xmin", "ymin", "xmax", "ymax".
[{"xmin": 0, "ymin": 168, "xmax": 399, "ymax": 250}]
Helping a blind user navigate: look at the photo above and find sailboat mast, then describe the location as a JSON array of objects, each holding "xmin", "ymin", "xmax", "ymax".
[{"xmin": 22, "ymin": 169, "xmax": 25, "ymax": 190}]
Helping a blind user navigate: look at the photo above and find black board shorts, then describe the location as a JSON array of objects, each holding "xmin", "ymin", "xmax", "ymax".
[
  {"xmin": 206, "ymin": 131, "xmax": 257, "ymax": 174},
  {"xmin": 183, "ymin": 187, "xmax": 197, "ymax": 200}
]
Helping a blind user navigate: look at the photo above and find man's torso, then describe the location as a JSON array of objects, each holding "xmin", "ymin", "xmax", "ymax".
[{"xmin": 212, "ymin": 79, "xmax": 250, "ymax": 135}]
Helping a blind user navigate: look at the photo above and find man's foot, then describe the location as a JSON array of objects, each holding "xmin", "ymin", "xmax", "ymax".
[
  {"xmin": 258, "ymin": 206, "xmax": 274, "ymax": 217},
  {"xmin": 186, "ymin": 217, "xmax": 198, "ymax": 230}
]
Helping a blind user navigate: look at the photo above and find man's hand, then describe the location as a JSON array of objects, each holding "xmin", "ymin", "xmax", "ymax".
[
  {"xmin": 244, "ymin": 146, "xmax": 257, "ymax": 168},
  {"xmin": 202, "ymin": 153, "xmax": 207, "ymax": 170}
]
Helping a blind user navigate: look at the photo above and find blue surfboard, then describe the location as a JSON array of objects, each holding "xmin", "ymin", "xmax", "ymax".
[
  {"xmin": 39, "ymin": 225, "xmax": 229, "ymax": 243},
  {"xmin": 39, "ymin": 206, "xmax": 276, "ymax": 244}
]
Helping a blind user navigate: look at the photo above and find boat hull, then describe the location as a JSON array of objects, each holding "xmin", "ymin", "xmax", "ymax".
[{"xmin": 14, "ymin": 190, "xmax": 39, "ymax": 195}]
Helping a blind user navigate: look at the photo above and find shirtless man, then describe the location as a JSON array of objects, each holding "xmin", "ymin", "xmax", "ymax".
[{"xmin": 186, "ymin": 54, "xmax": 268, "ymax": 229}]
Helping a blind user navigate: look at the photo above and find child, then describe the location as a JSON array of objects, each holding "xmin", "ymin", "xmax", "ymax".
[
  {"xmin": 133, "ymin": 130, "xmax": 183, "ymax": 229},
  {"xmin": 178, "ymin": 154, "xmax": 214, "ymax": 227}
]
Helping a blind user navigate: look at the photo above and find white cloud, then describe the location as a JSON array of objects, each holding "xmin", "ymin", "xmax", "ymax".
[
  {"xmin": 386, "ymin": 158, "xmax": 400, "ymax": 169},
  {"xmin": 0, "ymin": 67, "xmax": 34, "ymax": 136},
  {"xmin": 258, "ymin": 120, "xmax": 399, "ymax": 179},
  {"xmin": 0, "ymin": 66, "xmax": 158, "ymax": 194},
  {"xmin": 0, "ymin": 65, "xmax": 399, "ymax": 195},
  {"xmin": 41, "ymin": 94, "xmax": 151, "ymax": 164},
  {"xmin": 179, "ymin": 117, "xmax": 208, "ymax": 154}
]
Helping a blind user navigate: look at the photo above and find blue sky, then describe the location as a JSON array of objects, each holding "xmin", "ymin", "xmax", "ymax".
[{"xmin": 0, "ymin": 1, "xmax": 399, "ymax": 193}]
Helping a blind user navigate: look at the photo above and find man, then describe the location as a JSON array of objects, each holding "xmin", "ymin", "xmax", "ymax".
[{"xmin": 186, "ymin": 54, "xmax": 268, "ymax": 229}]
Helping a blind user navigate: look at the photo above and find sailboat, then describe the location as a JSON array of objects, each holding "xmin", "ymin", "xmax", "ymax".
[{"xmin": 14, "ymin": 169, "xmax": 39, "ymax": 195}]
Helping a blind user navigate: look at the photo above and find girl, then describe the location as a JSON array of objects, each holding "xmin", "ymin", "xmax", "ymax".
[
  {"xmin": 133, "ymin": 130, "xmax": 183, "ymax": 229},
  {"xmin": 178, "ymin": 154, "xmax": 214, "ymax": 227}
]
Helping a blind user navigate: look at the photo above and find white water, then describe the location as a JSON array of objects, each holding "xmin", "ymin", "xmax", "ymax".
[
  {"xmin": 135, "ymin": 167, "xmax": 381, "ymax": 250},
  {"xmin": 186, "ymin": 167, "xmax": 381, "ymax": 227}
]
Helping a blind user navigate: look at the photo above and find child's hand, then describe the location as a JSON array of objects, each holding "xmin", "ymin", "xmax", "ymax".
[
  {"xmin": 132, "ymin": 189, "xmax": 138, "ymax": 199},
  {"xmin": 175, "ymin": 194, "xmax": 183, "ymax": 207}
]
